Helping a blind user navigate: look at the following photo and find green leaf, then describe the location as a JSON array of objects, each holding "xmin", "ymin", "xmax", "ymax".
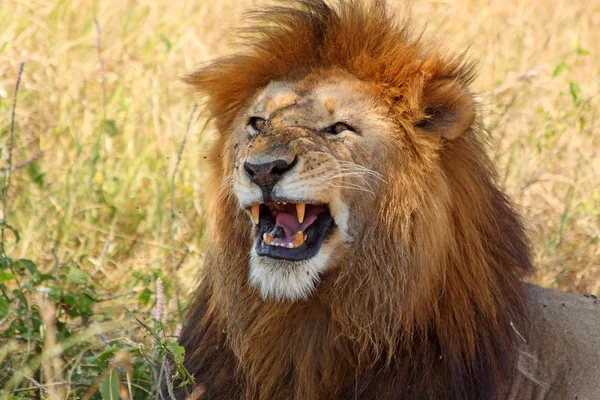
[
  {"xmin": 102, "ymin": 119, "xmax": 118, "ymax": 137},
  {"xmin": 95, "ymin": 346, "xmax": 120, "ymax": 362},
  {"xmin": 160, "ymin": 34, "xmax": 172, "ymax": 52},
  {"xmin": 37, "ymin": 273, "xmax": 56, "ymax": 283},
  {"xmin": 0, "ymin": 270, "xmax": 15, "ymax": 283},
  {"xmin": 66, "ymin": 267, "xmax": 89, "ymax": 285},
  {"xmin": 27, "ymin": 161, "xmax": 45, "ymax": 188},
  {"xmin": 568, "ymin": 81, "xmax": 581, "ymax": 104},
  {"xmin": 138, "ymin": 288, "xmax": 153, "ymax": 306},
  {"xmin": 0, "ymin": 296, "xmax": 9, "ymax": 317},
  {"xmin": 16, "ymin": 259, "xmax": 37, "ymax": 275},
  {"xmin": 167, "ymin": 341, "xmax": 185, "ymax": 365},
  {"xmin": 576, "ymin": 45, "xmax": 591, "ymax": 56},
  {"xmin": 99, "ymin": 369, "xmax": 120, "ymax": 400},
  {"xmin": 552, "ymin": 61, "xmax": 568, "ymax": 77}
]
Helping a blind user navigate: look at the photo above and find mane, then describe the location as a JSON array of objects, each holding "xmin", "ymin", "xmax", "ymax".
[{"xmin": 177, "ymin": 1, "xmax": 533, "ymax": 399}]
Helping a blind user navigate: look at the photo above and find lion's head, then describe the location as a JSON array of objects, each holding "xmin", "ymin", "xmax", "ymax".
[
  {"xmin": 179, "ymin": 1, "xmax": 533, "ymax": 399},
  {"xmin": 230, "ymin": 69, "xmax": 403, "ymax": 301}
]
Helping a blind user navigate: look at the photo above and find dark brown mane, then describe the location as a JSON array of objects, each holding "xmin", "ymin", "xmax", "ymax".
[{"xmin": 175, "ymin": 1, "xmax": 533, "ymax": 399}]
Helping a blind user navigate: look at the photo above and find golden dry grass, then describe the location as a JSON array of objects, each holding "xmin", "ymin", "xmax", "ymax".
[
  {"xmin": 0, "ymin": 0, "xmax": 599, "ymax": 396},
  {"xmin": 2, "ymin": 0, "xmax": 599, "ymax": 294}
]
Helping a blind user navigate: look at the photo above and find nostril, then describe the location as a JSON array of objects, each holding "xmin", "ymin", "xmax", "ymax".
[
  {"xmin": 271, "ymin": 163, "xmax": 288, "ymax": 178},
  {"xmin": 271, "ymin": 157, "xmax": 297, "ymax": 178},
  {"xmin": 243, "ymin": 162, "xmax": 256, "ymax": 179}
]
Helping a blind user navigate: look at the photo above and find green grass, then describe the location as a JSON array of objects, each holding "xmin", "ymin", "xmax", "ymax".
[{"xmin": 0, "ymin": 0, "xmax": 599, "ymax": 398}]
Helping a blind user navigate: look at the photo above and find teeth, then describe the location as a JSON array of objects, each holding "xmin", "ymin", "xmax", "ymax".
[
  {"xmin": 263, "ymin": 232, "xmax": 274, "ymax": 245},
  {"xmin": 251, "ymin": 204, "xmax": 260, "ymax": 225},
  {"xmin": 296, "ymin": 203, "xmax": 305, "ymax": 224},
  {"xmin": 262, "ymin": 231, "xmax": 305, "ymax": 248},
  {"xmin": 294, "ymin": 231, "xmax": 304, "ymax": 247}
]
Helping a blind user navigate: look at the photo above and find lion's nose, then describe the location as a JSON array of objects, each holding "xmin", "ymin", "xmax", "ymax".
[{"xmin": 243, "ymin": 157, "xmax": 297, "ymax": 191}]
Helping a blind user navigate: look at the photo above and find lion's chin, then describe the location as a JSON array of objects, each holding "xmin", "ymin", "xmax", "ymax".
[{"xmin": 248, "ymin": 245, "xmax": 334, "ymax": 301}]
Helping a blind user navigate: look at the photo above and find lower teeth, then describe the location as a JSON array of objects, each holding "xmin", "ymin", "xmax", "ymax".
[{"xmin": 262, "ymin": 232, "xmax": 306, "ymax": 249}]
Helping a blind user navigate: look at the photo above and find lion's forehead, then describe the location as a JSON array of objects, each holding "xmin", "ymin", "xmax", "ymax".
[
  {"xmin": 256, "ymin": 82, "xmax": 300, "ymax": 115},
  {"xmin": 251, "ymin": 74, "xmax": 373, "ymax": 127}
]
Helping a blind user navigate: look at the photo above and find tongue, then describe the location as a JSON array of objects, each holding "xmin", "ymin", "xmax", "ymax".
[
  {"xmin": 276, "ymin": 213, "xmax": 318, "ymax": 239},
  {"xmin": 275, "ymin": 205, "xmax": 325, "ymax": 239}
]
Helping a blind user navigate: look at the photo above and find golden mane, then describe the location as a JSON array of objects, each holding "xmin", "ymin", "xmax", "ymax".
[{"xmin": 175, "ymin": 1, "xmax": 533, "ymax": 399}]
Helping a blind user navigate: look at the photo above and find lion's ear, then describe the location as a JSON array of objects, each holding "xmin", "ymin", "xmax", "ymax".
[{"xmin": 416, "ymin": 79, "xmax": 475, "ymax": 141}]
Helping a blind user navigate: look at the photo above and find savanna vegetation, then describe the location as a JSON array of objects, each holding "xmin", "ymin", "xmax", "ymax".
[{"xmin": 0, "ymin": 0, "xmax": 598, "ymax": 398}]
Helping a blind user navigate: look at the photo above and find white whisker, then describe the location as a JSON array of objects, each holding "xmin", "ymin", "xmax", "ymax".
[
  {"xmin": 327, "ymin": 183, "xmax": 375, "ymax": 195},
  {"xmin": 216, "ymin": 175, "xmax": 236, "ymax": 204},
  {"xmin": 328, "ymin": 173, "xmax": 376, "ymax": 192},
  {"xmin": 336, "ymin": 161, "xmax": 384, "ymax": 174},
  {"xmin": 335, "ymin": 163, "xmax": 387, "ymax": 183}
]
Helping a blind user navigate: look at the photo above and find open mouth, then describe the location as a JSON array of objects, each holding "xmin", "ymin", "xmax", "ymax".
[{"xmin": 250, "ymin": 202, "xmax": 335, "ymax": 261}]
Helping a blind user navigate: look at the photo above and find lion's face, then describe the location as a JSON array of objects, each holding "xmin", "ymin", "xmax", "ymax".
[{"xmin": 229, "ymin": 69, "xmax": 392, "ymax": 301}]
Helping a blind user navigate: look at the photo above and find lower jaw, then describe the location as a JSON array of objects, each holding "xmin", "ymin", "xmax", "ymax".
[
  {"xmin": 254, "ymin": 242, "xmax": 322, "ymax": 261},
  {"xmin": 254, "ymin": 231, "xmax": 328, "ymax": 261},
  {"xmin": 254, "ymin": 217, "xmax": 335, "ymax": 262}
]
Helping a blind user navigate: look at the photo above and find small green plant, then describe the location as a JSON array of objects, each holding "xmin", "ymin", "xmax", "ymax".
[
  {"xmin": 0, "ymin": 239, "xmax": 188, "ymax": 399},
  {"xmin": 0, "ymin": 63, "xmax": 189, "ymax": 400}
]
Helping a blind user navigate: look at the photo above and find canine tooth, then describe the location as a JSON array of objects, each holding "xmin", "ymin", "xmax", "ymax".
[
  {"xmin": 287, "ymin": 243, "xmax": 294, "ymax": 248},
  {"xmin": 294, "ymin": 231, "xmax": 304, "ymax": 247},
  {"xmin": 263, "ymin": 233, "xmax": 274, "ymax": 245},
  {"xmin": 282, "ymin": 202, "xmax": 287, "ymax": 205},
  {"xmin": 251, "ymin": 204, "xmax": 260, "ymax": 224},
  {"xmin": 296, "ymin": 203, "xmax": 305, "ymax": 224}
]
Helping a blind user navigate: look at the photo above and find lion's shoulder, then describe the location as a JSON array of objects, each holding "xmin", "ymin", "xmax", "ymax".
[{"xmin": 508, "ymin": 284, "xmax": 600, "ymax": 399}]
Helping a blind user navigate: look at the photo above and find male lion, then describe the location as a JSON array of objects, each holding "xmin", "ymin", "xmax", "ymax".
[{"xmin": 172, "ymin": 1, "xmax": 600, "ymax": 399}]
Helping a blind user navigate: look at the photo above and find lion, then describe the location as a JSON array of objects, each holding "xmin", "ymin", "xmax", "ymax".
[{"xmin": 170, "ymin": 1, "xmax": 600, "ymax": 399}]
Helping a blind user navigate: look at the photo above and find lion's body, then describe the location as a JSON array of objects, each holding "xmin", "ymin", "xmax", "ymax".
[
  {"xmin": 171, "ymin": 1, "xmax": 600, "ymax": 399},
  {"xmin": 508, "ymin": 285, "xmax": 600, "ymax": 399}
]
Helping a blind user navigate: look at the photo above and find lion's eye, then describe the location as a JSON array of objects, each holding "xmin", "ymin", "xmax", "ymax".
[
  {"xmin": 328, "ymin": 122, "xmax": 354, "ymax": 135},
  {"xmin": 247, "ymin": 117, "xmax": 266, "ymax": 133}
]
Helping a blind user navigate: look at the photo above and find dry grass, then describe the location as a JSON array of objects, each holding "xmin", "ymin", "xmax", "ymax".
[{"xmin": 0, "ymin": 0, "xmax": 598, "ymax": 397}]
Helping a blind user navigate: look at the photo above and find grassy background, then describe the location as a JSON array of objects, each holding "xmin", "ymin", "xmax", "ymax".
[{"xmin": 0, "ymin": 0, "xmax": 599, "ymax": 398}]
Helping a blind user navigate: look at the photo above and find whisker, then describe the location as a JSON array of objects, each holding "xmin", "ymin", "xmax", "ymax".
[
  {"xmin": 327, "ymin": 184, "xmax": 375, "ymax": 195},
  {"xmin": 336, "ymin": 161, "xmax": 387, "ymax": 183},
  {"xmin": 216, "ymin": 187, "xmax": 235, "ymax": 205},
  {"xmin": 329, "ymin": 167, "xmax": 381, "ymax": 184},
  {"xmin": 328, "ymin": 173, "xmax": 376, "ymax": 192},
  {"xmin": 215, "ymin": 175, "xmax": 236, "ymax": 204},
  {"xmin": 330, "ymin": 172, "xmax": 377, "ymax": 180},
  {"xmin": 327, "ymin": 178, "xmax": 376, "ymax": 193}
]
